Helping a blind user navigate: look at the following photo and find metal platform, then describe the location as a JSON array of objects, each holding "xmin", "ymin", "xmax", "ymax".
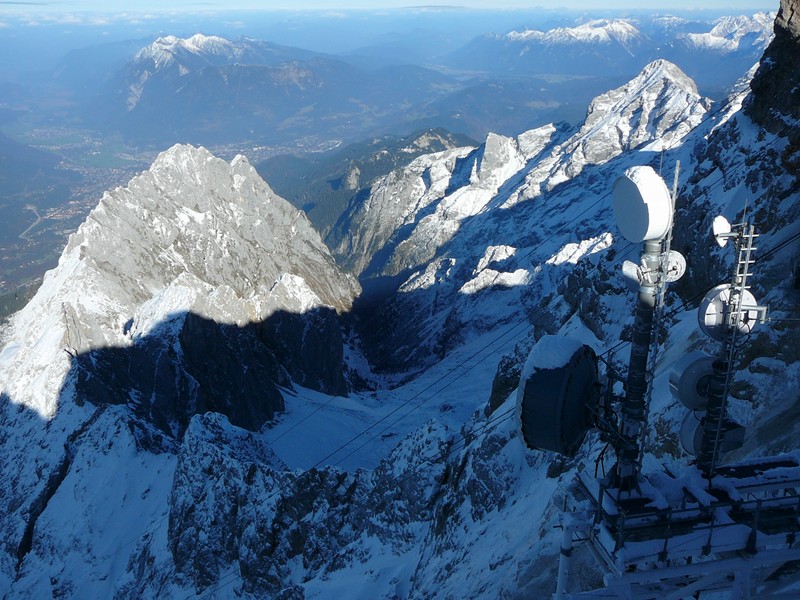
[{"xmin": 555, "ymin": 455, "xmax": 800, "ymax": 599}]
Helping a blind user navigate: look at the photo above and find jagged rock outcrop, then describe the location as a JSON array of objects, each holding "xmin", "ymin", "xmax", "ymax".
[
  {"xmin": 331, "ymin": 144, "xmax": 478, "ymax": 278},
  {"xmin": 149, "ymin": 414, "xmax": 449, "ymax": 597},
  {"xmin": 0, "ymin": 144, "xmax": 359, "ymax": 420},
  {"xmin": 746, "ymin": 0, "xmax": 800, "ymax": 132},
  {"xmin": 566, "ymin": 59, "xmax": 709, "ymax": 168}
]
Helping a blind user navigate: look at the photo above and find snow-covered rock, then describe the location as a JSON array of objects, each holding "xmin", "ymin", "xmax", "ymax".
[
  {"xmin": 0, "ymin": 144, "xmax": 360, "ymax": 597},
  {"xmin": 447, "ymin": 12, "xmax": 775, "ymax": 97},
  {"xmin": 126, "ymin": 35, "xmax": 314, "ymax": 110},
  {"xmin": 0, "ymin": 143, "xmax": 358, "ymax": 420},
  {"xmin": 135, "ymin": 34, "xmax": 240, "ymax": 71},
  {"xmin": 566, "ymin": 59, "xmax": 708, "ymax": 167},
  {"xmin": 681, "ymin": 12, "xmax": 775, "ymax": 54}
]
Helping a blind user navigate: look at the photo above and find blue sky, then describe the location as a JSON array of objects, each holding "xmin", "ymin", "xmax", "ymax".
[{"xmin": 0, "ymin": 1, "xmax": 779, "ymax": 11}]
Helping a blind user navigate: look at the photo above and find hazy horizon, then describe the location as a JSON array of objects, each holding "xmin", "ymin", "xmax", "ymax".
[{"xmin": 0, "ymin": 1, "xmax": 779, "ymax": 14}]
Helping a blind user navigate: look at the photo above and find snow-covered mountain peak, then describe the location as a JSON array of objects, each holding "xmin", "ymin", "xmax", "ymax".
[
  {"xmin": 182, "ymin": 33, "xmax": 232, "ymax": 52},
  {"xmin": 507, "ymin": 18, "xmax": 645, "ymax": 52},
  {"xmin": 682, "ymin": 11, "xmax": 775, "ymax": 53},
  {"xmin": 127, "ymin": 34, "xmax": 241, "ymax": 106},
  {"xmin": 331, "ymin": 59, "xmax": 707, "ymax": 290},
  {"xmin": 578, "ymin": 18, "xmax": 644, "ymax": 45},
  {"xmin": 0, "ymin": 143, "xmax": 358, "ymax": 419},
  {"xmin": 634, "ymin": 57, "xmax": 699, "ymax": 92},
  {"xmin": 494, "ymin": 60, "xmax": 706, "ymax": 201},
  {"xmin": 135, "ymin": 33, "xmax": 236, "ymax": 70},
  {"xmin": 711, "ymin": 13, "xmax": 774, "ymax": 40},
  {"xmin": 574, "ymin": 59, "xmax": 707, "ymax": 164}
]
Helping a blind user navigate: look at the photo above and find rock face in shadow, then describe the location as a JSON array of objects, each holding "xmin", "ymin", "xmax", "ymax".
[
  {"xmin": 74, "ymin": 313, "xmax": 289, "ymax": 437},
  {"xmin": 256, "ymin": 307, "xmax": 348, "ymax": 396},
  {"xmin": 746, "ymin": 0, "xmax": 800, "ymax": 132},
  {"xmin": 72, "ymin": 301, "xmax": 350, "ymax": 438}
]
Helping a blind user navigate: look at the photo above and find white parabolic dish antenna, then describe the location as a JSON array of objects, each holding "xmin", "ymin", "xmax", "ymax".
[
  {"xmin": 698, "ymin": 283, "xmax": 760, "ymax": 341},
  {"xmin": 713, "ymin": 215, "xmax": 732, "ymax": 247},
  {"xmin": 664, "ymin": 250, "xmax": 687, "ymax": 283},
  {"xmin": 612, "ymin": 166, "xmax": 673, "ymax": 243}
]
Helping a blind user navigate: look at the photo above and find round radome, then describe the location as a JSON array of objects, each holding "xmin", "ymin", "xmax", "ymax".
[
  {"xmin": 668, "ymin": 351, "xmax": 715, "ymax": 410},
  {"xmin": 680, "ymin": 410, "xmax": 704, "ymax": 456},
  {"xmin": 698, "ymin": 284, "xmax": 760, "ymax": 341},
  {"xmin": 518, "ymin": 339, "xmax": 599, "ymax": 457},
  {"xmin": 612, "ymin": 166, "xmax": 673, "ymax": 243}
]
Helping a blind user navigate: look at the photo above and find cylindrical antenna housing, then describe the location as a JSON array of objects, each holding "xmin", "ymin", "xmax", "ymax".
[{"xmin": 669, "ymin": 351, "xmax": 715, "ymax": 410}]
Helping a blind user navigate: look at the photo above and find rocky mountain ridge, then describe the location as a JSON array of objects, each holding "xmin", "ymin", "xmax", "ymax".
[
  {"xmin": 505, "ymin": 18, "xmax": 646, "ymax": 51},
  {"xmin": 0, "ymin": 145, "xmax": 363, "ymax": 595},
  {"xmin": 0, "ymin": 143, "xmax": 358, "ymax": 417},
  {"xmin": 342, "ymin": 58, "xmax": 709, "ymax": 372},
  {"xmin": 257, "ymin": 128, "xmax": 477, "ymax": 241}
]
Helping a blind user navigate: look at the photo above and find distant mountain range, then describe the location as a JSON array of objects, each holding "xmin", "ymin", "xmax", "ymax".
[
  {"xmin": 76, "ymin": 34, "xmax": 460, "ymax": 146},
  {"xmin": 445, "ymin": 12, "xmax": 775, "ymax": 96},
  {"xmin": 45, "ymin": 13, "xmax": 776, "ymax": 148}
]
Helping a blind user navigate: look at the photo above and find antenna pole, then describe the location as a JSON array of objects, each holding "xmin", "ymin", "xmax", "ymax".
[{"xmin": 614, "ymin": 239, "xmax": 662, "ymax": 489}]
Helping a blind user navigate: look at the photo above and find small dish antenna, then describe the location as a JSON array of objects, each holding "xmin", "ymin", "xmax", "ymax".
[
  {"xmin": 612, "ymin": 166, "xmax": 673, "ymax": 243},
  {"xmin": 621, "ymin": 260, "xmax": 642, "ymax": 291},
  {"xmin": 664, "ymin": 250, "xmax": 686, "ymax": 283},
  {"xmin": 712, "ymin": 215, "xmax": 734, "ymax": 247},
  {"xmin": 698, "ymin": 283, "xmax": 760, "ymax": 341},
  {"xmin": 680, "ymin": 410, "xmax": 704, "ymax": 456},
  {"xmin": 680, "ymin": 411, "xmax": 745, "ymax": 456}
]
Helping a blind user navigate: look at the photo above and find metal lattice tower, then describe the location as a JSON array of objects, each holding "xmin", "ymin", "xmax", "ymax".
[{"xmin": 697, "ymin": 221, "xmax": 768, "ymax": 476}]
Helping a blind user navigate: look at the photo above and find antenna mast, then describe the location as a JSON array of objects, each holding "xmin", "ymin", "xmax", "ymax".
[
  {"xmin": 696, "ymin": 219, "xmax": 768, "ymax": 475},
  {"xmin": 610, "ymin": 164, "xmax": 680, "ymax": 490}
]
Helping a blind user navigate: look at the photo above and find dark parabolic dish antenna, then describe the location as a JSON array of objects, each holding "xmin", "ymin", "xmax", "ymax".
[{"xmin": 518, "ymin": 337, "xmax": 599, "ymax": 457}]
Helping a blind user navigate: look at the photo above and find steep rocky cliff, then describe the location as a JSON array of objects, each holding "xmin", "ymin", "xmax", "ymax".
[
  {"xmin": 746, "ymin": 0, "xmax": 800, "ymax": 133},
  {"xmin": 350, "ymin": 59, "xmax": 708, "ymax": 373}
]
